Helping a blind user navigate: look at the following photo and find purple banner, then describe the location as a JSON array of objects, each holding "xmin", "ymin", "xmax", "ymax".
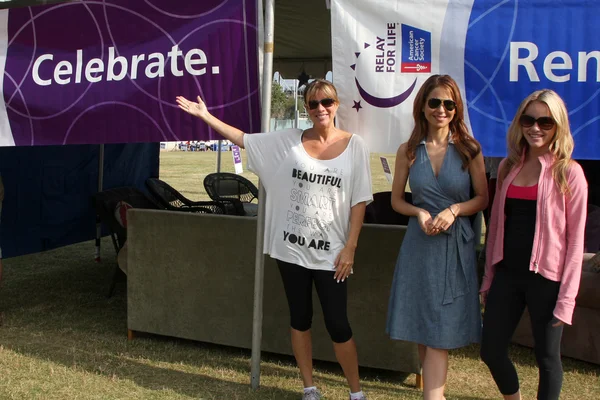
[
  {"xmin": 0, "ymin": 0, "xmax": 260, "ymax": 146},
  {"xmin": 232, "ymin": 145, "xmax": 242, "ymax": 164},
  {"xmin": 231, "ymin": 144, "xmax": 242, "ymax": 173}
]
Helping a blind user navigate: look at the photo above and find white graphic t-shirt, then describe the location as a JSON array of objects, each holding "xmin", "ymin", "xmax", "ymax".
[{"xmin": 244, "ymin": 128, "xmax": 373, "ymax": 271}]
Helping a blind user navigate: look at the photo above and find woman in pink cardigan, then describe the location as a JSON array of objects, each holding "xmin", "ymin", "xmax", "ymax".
[{"xmin": 479, "ymin": 90, "xmax": 588, "ymax": 400}]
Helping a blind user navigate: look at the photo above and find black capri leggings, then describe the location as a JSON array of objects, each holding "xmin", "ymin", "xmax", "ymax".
[
  {"xmin": 276, "ymin": 259, "xmax": 353, "ymax": 343},
  {"xmin": 480, "ymin": 266, "xmax": 563, "ymax": 400}
]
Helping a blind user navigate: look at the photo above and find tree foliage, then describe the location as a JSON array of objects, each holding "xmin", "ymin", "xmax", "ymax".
[
  {"xmin": 270, "ymin": 81, "xmax": 288, "ymax": 119},
  {"xmin": 271, "ymin": 81, "xmax": 301, "ymax": 119}
]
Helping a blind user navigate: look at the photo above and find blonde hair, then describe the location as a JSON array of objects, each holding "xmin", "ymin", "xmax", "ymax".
[
  {"xmin": 303, "ymin": 79, "xmax": 339, "ymax": 104},
  {"xmin": 501, "ymin": 89, "xmax": 574, "ymax": 194}
]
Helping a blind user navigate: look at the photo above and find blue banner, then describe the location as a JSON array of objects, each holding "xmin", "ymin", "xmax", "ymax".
[
  {"xmin": 465, "ymin": 0, "xmax": 599, "ymax": 159},
  {"xmin": 332, "ymin": 0, "xmax": 600, "ymax": 159}
]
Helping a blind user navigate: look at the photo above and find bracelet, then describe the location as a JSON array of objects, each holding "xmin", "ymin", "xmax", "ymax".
[{"xmin": 448, "ymin": 205, "xmax": 457, "ymax": 219}]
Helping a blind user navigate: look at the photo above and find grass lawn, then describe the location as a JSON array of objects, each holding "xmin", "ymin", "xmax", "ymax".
[
  {"xmin": 0, "ymin": 150, "xmax": 597, "ymax": 399},
  {"xmin": 156, "ymin": 149, "xmax": 397, "ymax": 201}
]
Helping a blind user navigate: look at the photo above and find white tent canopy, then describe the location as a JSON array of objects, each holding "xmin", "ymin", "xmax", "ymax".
[{"xmin": 271, "ymin": 0, "xmax": 332, "ymax": 79}]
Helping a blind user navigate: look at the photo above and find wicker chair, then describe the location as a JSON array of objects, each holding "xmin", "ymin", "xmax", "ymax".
[
  {"xmin": 203, "ymin": 172, "xmax": 259, "ymax": 216},
  {"xmin": 91, "ymin": 187, "xmax": 160, "ymax": 296},
  {"xmin": 145, "ymin": 178, "xmax": 227, "ymax": 214}
]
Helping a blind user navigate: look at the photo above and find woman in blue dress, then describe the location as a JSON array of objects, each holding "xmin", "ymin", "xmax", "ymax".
[{"xmin": 386, "ymin": 75, "xmax": 488, "ymax": 400}]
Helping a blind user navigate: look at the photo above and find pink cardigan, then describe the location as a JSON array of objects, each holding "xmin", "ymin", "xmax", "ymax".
[{"xmin": 480, "ymin": 153, "xmax": 588, "ymax": 324}]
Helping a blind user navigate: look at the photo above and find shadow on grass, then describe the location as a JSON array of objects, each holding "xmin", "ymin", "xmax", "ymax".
[
  {"xmin": 452, "ymin": 333, "xmax": 600, "ymax": 376},
  {"xmin": 1, "ymin": 240, "xmax": 596, "ymax": 400},
  {"xmin": 0, "ymin": 240, "xmax": 421, "ymax": 399},
  {"xmin": 3, "ymin": 337, "xmax": 297, "ymax": 399},
  {"xmin": 128, "ymin": 334, "xmax": 421, "ymax": 396},
  {"xmin": 0, "ymin": 242, "xmax": 295, "ymax": 399}
]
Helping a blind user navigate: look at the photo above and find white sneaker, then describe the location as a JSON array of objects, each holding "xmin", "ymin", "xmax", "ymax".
[{"xmin": 302, "ymin": 388, "xmax": 321, "ymax": 400}]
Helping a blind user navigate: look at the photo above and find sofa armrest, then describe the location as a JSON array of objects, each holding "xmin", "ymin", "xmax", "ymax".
[
  {"xmin": 583, "ymin": 252, "xmax": 599, "ymax": 272},
  {"xmin": 576, "ymin": 271, "xmax": 600, "ymax": 309}
]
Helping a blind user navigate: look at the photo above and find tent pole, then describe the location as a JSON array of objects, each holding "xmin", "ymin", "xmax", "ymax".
[
  {"xmin": 294, "ymin": 79, "xmax": 299, "ymax": 129},
  {"xmin": 94, "ymin": 144, "xmax": 105, "ymax": 262},
  {"xmin": 216, "ymin": 140, "xmax": 222, "ymax": 173},
  {"xmin": 251, "ymin": 0, "xmax": 273, "ymax": 390}
]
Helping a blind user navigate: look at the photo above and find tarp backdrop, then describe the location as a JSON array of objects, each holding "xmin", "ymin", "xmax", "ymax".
[
  {"xmin": 0, "ymin": 0, "xmax": 260, "ymax": 146},
  {"xmin": 0, "ymin": 143, "xmax": 159, "ymax": 258},
  {"xmin": 332, "ymin": 0, "xmax": 600, "ymax": 159}
]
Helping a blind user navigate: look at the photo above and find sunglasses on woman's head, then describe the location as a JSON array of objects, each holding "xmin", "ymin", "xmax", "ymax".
[
  {"xmin": 427, "ymin": 98, "xmax": 456, "ymax": 111},
  {"xmin": 307, "ymin": 98, "xmax": 335, "ymax": 110},
  {"xmin": 519, "ymin": 115, "xmax": 555, "ymax": 130}
]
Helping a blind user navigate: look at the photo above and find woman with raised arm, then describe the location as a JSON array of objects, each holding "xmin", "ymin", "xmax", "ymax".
[
  {"xmin": 386, "ymin": 74, "xmax": 488, "ymax": 400},
  {"xmin": 177, "ymin": 79, "xmax": 372, "ymax": 400},
  {"xmin": 480, "ymin": 90, "xmax": 587, "ymax": 400}
]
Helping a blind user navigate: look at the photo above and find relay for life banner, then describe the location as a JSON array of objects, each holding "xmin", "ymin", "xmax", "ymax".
[
  {"xmin": 332, "ymin": 0, "xmax": 600, "ymax": 159},
  {"xmin": 0, "ymin": 0, "xmax": 259, "ymax": 146}
]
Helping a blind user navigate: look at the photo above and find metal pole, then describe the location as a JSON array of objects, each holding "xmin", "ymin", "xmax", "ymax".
[
  {"xmin": 94, "ymin": 144, "xmax": 105, "ymax": 262},
  {"xmin": 216, "ymin": 140, "xmax": 222, "ymax": 173},
  {"xmin": 294, "ymin": 79, "xmax": 299, "ymax": 129},
  {"xmin": 251, "ymin": 0, "xmax": 274, "ymax": 390}
]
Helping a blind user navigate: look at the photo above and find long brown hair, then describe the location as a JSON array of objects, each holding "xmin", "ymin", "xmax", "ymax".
[
  {"xmin": 406, "ymin": 75, "xmax": 481, "ymax": 169},
  {"xmin": 500, "ymin": 89, "xmax": 574, "ymax": 194}
]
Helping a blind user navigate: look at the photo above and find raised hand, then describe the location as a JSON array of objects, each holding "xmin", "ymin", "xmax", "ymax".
[
  {"xmin": 176, "ymin": 96, "xmax": 209, "ymax": 120},
  {"xmin": 175, "ymin": 95, "xmax": 246, "ymax": 147}
]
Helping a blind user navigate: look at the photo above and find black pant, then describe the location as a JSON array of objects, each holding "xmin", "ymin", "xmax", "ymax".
[
  {"xmin": 480, "ymin": 266, "xmax": 563, "ymax": 400},
  {"xmin": 276, "ymin": 259, "xmax": 352, "ymax": 343}
]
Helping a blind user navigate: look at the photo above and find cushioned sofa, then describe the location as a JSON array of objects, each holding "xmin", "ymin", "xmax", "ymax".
[
  {"xmin": 512, "ymin": 252, "xmax": 600, "ymax": 365},
  {"xmin": 126, "ymin": 209, "xmax": 421, "ymax": 379}
]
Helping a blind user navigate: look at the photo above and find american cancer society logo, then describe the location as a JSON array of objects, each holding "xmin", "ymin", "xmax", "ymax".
[
  {"xmin": 400, "ymin": 24, "xmax": 431, "ymax": 73},
  {"xmin": 350, "ymin": 23, "xmax": 431, "ymax": 111}
]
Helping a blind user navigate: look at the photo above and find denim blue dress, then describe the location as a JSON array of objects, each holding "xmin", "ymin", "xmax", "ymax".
[{"xmin": 386, "ymin": 141, "xmax": 481, "ymax": 349}]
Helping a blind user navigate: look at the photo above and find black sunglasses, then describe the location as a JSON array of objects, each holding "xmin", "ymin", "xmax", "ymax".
[
  {"xmin": 307, "ymin": 98, "xmax": 336, "ymax": 110},
  {"xmin": 519, "ymin": 115, "xmax": 555, "ymax": 130},
  {"xmin": 427, "ymin": 98, "xmax": 456, "ymax": 111}
]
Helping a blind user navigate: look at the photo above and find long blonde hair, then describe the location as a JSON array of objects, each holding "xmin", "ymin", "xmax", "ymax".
[{"xmin": 501, "ymin": 90, "xmax": 574, "ymax": 194}]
